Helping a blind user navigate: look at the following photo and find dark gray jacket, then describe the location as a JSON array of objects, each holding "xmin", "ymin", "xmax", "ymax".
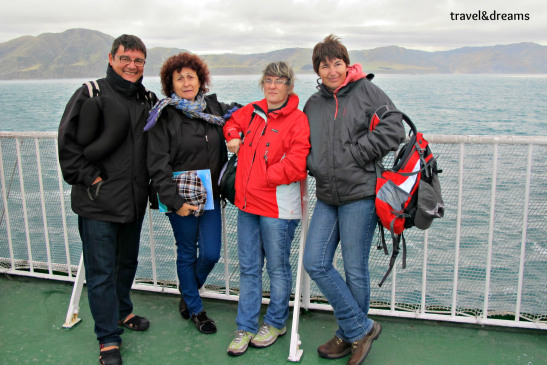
[
  {"xmin": 58, "ymin": 73, "xmax": 156, "ymax": 223},
  {"xmin": 304, "ymin": 77, "xmax": 406, "ymax": 206}
]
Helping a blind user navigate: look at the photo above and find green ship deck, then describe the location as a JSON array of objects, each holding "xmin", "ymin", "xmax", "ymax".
[{"xmin": 1, "ymin": 275, "xmax": 545, "ymax": 365}]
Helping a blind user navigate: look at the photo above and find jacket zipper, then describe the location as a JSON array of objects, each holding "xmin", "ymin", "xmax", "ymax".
[
  {"xmin": 242, "ymin": 114, "xmax": 268, "ymax": 210},
  {"xmin": 333, "ymin": 93, "xmax": 339, "ymax": 120}
]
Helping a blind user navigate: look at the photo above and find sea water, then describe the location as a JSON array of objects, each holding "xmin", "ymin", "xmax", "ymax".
[{"xmin": 1, "ymin": 74, "xmax": 546, "ymax": 135}]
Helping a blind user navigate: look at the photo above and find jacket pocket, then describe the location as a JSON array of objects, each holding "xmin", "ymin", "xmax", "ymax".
[
  {"xmin": 363, "ymin": 160, "xmax": 376, "ymax": 172},
  {"xmin": 93, "ymin": 167, "xmax": 132, "ymax": 215},
  {"xmin": 86, "ymin": 180, "xmax": 104, "ymax": 201}
]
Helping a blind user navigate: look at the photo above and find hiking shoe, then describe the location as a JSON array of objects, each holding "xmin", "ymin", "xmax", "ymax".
[
  {"xmin": 317, "ymin": 335, "xmax": 351, "ymax": 359},
  {"xmin": 347, "ymin": 322, "xmax": 382, "ymax": 365},
  {"xmin": 227, "ymin": 330, "xmax": 254, "ymax": 356},
  {"xmin": 250, "ymin": 323, "xmax": 286, "ymax": 348},
  {"xmin": 191, "ymin": 311, "xmax": 217, "ymax": 334}
]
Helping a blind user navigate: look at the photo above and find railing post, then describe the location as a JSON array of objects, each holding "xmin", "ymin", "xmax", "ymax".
[
  {"xmin": 54, "ymin": 138, "xmax": 73, "ymax": 277},
  {"xmin": 222, "ymin": 204, "xmax": 231, "ymax": 296},
  {"xmin": 515, "ymin": 144, "xmax": 533, "ymax": 322},
  {"xmin": 452, "ymin": 143, "xmax": 464, "ymax": 316},
  {"xmin": 390, "ymin": 261, "xmax": 397, "ymax": 312},
  {"xmin": 147, "ymin": 207, "xmax": 158, "ymax": 287},
  {"xmin": 62, "ymin": 253, "xmax": 85, "ymax": 328},
  {"xmin": 0, "ymin": 140, "xmax": 16, "ymax": 269},
  {"xmin": 420, "ymin": 230, "xmax": 428, "ymax": 315},
  {"xmin": 16, "ymin": 138, "xmax": 34, "ymax": 272},
  {"xmin": 35, "ymin": 138, "xmax": 53, "ymax": 275},
  {"xmin": 288, "ymin": 223, "xmax": 306, "ymax": 362},
  {"xmin": 483, "ymin": 143, "xmax": 499, "ymax": 321}
]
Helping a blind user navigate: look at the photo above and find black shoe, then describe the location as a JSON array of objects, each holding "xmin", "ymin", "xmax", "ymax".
[
  {"xmin": 179, "ymin": 297, "xmax": 190, "ymax": 320},
  {"xmin": 191, "ymin": 311, "xmax": 217, "ymax": 334}
]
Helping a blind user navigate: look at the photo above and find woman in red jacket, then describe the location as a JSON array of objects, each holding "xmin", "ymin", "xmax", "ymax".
[{"xmin": 223, "ymin": 61, "xmax": 310, "ymax": 356}]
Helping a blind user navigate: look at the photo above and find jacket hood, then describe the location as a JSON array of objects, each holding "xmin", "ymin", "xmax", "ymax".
[{"xmin": 334, "ymin": 63, "xmax": 367, "ymax": 94}]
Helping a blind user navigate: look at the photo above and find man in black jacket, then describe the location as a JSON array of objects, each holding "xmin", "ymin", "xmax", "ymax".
[{"xmin": 58, "ymin": 34, "xmax": 157, "ymax": 365}]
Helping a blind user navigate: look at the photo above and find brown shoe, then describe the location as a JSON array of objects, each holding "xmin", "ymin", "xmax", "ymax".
[
  {"xmin": 347, "ymin": 322, "xmax": 382, "ymax": 365},
  {"xmin": 317, "ymin": 335, "xmax": 351, "ymax": 359}
]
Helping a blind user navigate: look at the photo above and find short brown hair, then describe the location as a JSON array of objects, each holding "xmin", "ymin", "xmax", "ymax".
[
  {"xmin": 311, "ymin": 34, "xmax": 350, "ymax": 74},
  {"xmin": 159, "ymin": 52, "xmax": 211, "ymax": 96}
]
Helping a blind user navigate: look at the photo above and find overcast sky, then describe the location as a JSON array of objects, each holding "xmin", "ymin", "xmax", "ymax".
[{"xmin": 0, "ymin": 0, "xmax": 545, "ymax": 54}]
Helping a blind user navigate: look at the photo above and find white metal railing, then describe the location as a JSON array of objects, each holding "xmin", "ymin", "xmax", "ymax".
[{"xmin": 1, "ymin": 132, "xmax": 546, "ymax": 361}]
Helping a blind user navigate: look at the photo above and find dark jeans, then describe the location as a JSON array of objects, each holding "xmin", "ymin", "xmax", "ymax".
[
  {"xmin": 167, "ymin": 198, "xmax": 222, "ymax": 316},
  {"xmin": 78, "ymin": 216, "xmax": 143, "ymax": 345}
]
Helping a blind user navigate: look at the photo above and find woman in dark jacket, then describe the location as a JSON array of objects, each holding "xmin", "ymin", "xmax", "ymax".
[
  {"xmin": 302, "ymin": 35, "xmax": 406, "ymax": 365},
  {"xmin": 145, "ymin": 52, "xmax": 238, "ymax": 334}
]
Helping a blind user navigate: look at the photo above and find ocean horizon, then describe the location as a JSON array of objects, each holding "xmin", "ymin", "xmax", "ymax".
[{"xmin": 1, "ymin": 73, "xmax": 546, "ymax": 136}]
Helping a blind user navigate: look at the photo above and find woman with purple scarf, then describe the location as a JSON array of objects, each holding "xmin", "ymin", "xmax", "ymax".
[{"xmin": 145, "ymin": 52, "xmax": 239, "ymax": 334}]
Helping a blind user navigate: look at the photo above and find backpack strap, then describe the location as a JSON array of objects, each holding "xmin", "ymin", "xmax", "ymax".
[
  {"xmin": 378, "ymin": 232, "xmax": 400, "ymax": 287},
  {"xmin": 142, "ymin": 88, "xmax": 156, "ymax": 107},
  {"xmin": 376, "ymin": 222, "xmax": 388, "ymax": 254},
  {"xmin": 378, "ymin": 231, "xmax": 407, "ymax": 287},
  {"xmin": 84, "ymin": 80, "xmax": 100, "ymax": 98}
]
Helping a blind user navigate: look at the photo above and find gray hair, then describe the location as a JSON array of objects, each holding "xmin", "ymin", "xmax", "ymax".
[{"xmin": 259, "ymin": 61, "xmax": 295, "ymax": 90}]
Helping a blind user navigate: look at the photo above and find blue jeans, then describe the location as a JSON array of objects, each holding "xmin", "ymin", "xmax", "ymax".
[
  {"xmin": 303, "ymin": 198, "xmax": 377, "ymax": 343},
  {"xmin": 236, "ymin": 210, "xmax": 299, "ymax": 334},
  {"xmin": 167, "ymin": 198, "xmax": 221, "ymax": 316},
  {"xmin": 78, "ymin": 216, "xmax": 143, "ymax": 345}
]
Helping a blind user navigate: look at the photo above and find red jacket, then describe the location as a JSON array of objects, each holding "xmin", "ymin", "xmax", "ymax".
[{"xmin": 223, "ymin": 94, "xmax": 310, "ymax": 219}]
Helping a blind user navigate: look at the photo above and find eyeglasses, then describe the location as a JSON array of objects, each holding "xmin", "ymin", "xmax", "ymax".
[
  {"xmin": 263, "ymin": 78, "xmax": 288, "ymax": 86},
  {"xmin": 117, "ymin": 55, "xmax": 146, "ymax": 67}
]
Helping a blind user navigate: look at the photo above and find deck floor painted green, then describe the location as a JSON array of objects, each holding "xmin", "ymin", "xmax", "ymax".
[{"xmin": 1, "ymin": 275, "xmax": 545, "ymax": 364}]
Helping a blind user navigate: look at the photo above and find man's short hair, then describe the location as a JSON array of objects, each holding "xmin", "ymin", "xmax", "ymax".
[
  {"xmin": 312, "ymin": 34, "xmax": 350, "ymax": 74},
  {"xmin": 259, "ymin": 61, "xmax": 295, "ymax": 91},
  {"xmin": 110, "ymin": 34, "xmax": 147, "ymax": 58}
]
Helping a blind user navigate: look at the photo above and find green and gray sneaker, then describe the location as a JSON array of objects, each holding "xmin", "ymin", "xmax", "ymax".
[
  {"xmin": 250, "ymin": 323, "xmax": 286, "ymax": 348},
  {"xmin": 227, "ymin": 330, "xmax": 254, "ymax": 356}
]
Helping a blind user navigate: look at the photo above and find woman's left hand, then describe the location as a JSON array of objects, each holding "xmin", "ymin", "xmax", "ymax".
[
  {"xmin": 227, "ymin": 138, "xmax": 241, "ymax": 155},
  {"xmin": 176, "ymin": 203, "xmax": 198, "ymax": 217}
]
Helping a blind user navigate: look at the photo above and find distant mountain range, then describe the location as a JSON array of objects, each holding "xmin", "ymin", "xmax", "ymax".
[{"xmin": 0, "ymin": 28, "xmax": 545, "ymax": 80}]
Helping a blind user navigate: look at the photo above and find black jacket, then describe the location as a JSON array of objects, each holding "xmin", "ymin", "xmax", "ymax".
[
  {"xmin": 146, "ymin": 94, "xmax": 237, "ymax": 212},
  {"xmin": 304, "ymin": 77, "xmax": 406, "ymax": 206},
  {"xmin": 58, "ymin": 72, "xmax": 157, "ymax": 223}
]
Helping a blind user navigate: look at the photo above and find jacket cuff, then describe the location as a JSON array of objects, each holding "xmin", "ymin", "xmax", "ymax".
[{"xmin": 171, "ymin": 195, "xmax": 184, "ymax": 212}]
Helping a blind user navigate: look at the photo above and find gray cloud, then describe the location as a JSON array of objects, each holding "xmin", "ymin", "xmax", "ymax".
[{"xmin": 0, "ymin": 0, "xmax": 545, "ymax": 53}]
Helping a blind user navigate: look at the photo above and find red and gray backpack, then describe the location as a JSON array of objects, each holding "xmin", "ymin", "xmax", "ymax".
[{"xmin": 371, "ymin": 106, "xmax": 445, "ymax": 287}]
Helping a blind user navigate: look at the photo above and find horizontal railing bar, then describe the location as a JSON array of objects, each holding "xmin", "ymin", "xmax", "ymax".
[
  {"xmin": 424, "ymin": 134, "xmax": 547, "ymax": 145},
  {"xmin": 2, "ymin": 132, "xmax": 547, "ymax": 145},
  {"xmin": 0, "ymin": 132, "xmax": 58, "ymax": 139}
]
